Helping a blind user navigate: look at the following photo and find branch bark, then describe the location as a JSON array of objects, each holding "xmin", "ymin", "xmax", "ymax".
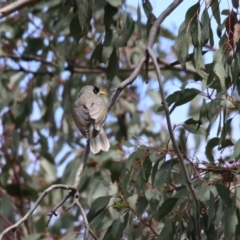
[
  {"xmin": 0, "ymin": 53, "xmax": 197, "ymax": 76},
  {"xmin": 107, "ymin": 0, "xmax": 184, "ymax": 112},
  {"xmin": 0, "ymin": 0, "xmax": 42, "ymax": 19},
  {"xmin": 147, "ymin": 48, "xmax": 201, "ymax": 240},
  {"xmin": 0, "ymin": 185, "xmax": 76, "ymax": 239}
]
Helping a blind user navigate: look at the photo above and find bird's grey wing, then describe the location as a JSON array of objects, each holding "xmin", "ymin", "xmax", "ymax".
[
  {"xmin": 73, "ymin": 104, "xmax": 91, "ymax": 137},
  {"xmin": 86, "ymin": 100, "xmax": 107, "ymax": 131}
]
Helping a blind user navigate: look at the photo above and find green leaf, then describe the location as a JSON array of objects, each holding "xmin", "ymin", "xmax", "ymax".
[
  {"xmin": 123, "ymin": 141, "xmax": 134, "ymax": 147},
  {"xmin": 111, "ymin": 211, "xmax": 129, "ymax": 239},
  {"xmin": 205, "ymin": 137, "xmax": 219, "ymax": 163},
  {"xmin": 231, "ymin": 138, "xmax": 240, "ymax": 160},
  {"xmin": 126, "ymin": 150, "xmax": 145, "ymax": 171},
  {"xmin": 183, "ymin": 122, "xmax": 206, "ymax": 136},
  {"xmin": 122, "ymin": 171, "xmax": 132, "ymax": 198},
  {"xmin": 154, "ymin": 198, "xmax": 178, "ymax": 220},
  {"xmin": 90, "ymin": 42, "xmax": 103, "ymax": 66},
  {"xmin": 192, "ymin": 47, "xmax": 206, "ymax": 79},
  {"xmin": 23, "ymin": 234, "xmax": 42, "ymax": 240},
  {"xmin": 69, "ymin": 16, "xmax": 82, "ymax": 42},
  {"xmin": 5, "ymin": 183, "xmax": 38, "ymax": 198},
  {"xmin": 170, "ymin": 88, "xmax": 200, "ymax": 113},
  {"xmin": 232, "ymin": 0, "xmax": 239, "ymax": 9},
  {"xmin": 87, "ymin": 196, "xmax": 111, "ymax": 222},
  {"xmin": 157, "ymin": 220, "xmax": 174, "ymax": 239},
  {"xmin": 110, "ymin": 161, "xmax": 124, "ymax": 183},
  {"xmin": 141, "ymin": 157, "xmax": 152, "ymax": 182},
  {"xmin": 137, "ymin": 3, "xmax": 141, "ymax": 40},
  {"xmin": 208, "ymin": 191, "xmax": 216, "ymax": 229},
  {"xmin": 136, "ymin": 195, "xmax": 149, "ymax": 216},
  {"xmin": 216, "ymin": 184, "xmax": 232, "ymax": 208},
  {"xmin": 104, "ymin": 3, "xmax": 118, "ymax": 30},
  {"xmin": 201, "ymin": 8, "xmax": 210, "ymax": 46},
  {"xmin": 142, "ymin": 0, "xmax": 153, "ymax": 18},
  {"xmin": 223, "ymin": 208, "xmax": 238, "ymax": 238},
  {"xmin": 106, "ymin": 47, "xmax": 119, "ymax": 81},
  {"xmin": 24, "ymin": 38, "xmax": 44, "ymax": 54},
  {"xmin": 175, "ymin": 28, "xmax": 189, "ymax": 69},
  {"xmin": 214, "ymin": 62, "xmax": 226, "ymax": 90},
  {"xmin": 211, "ymin": 0, "xmax": 221, "ymax": 24},
  {"xmin": 115, "ymin": 13, "xmax": 135, "ymax": 47},
  {"xmin": 185, "ymin": 2, "xmax": 200, "ymax": 24},
  {"xmin": 157, "ymin": 91, "xmax": 180, "ymax": 112}
]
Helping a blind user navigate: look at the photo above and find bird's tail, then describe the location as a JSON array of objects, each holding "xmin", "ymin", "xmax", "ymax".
[{"xmin": 90, "ymin": 128, "xmax": 110, "ymax": 154}]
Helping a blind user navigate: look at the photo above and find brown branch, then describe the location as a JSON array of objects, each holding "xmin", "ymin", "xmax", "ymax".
[
  {"xmin": 0, "ymin": 0, "xmax": 42, "ymax": 19},
  {"xmin": 75, "ymin": 201, "xmax": 99, "ymax": 240},
  {"xmin": 0, "ymin": 184, "xmax": 77, "ymax": 240},
  {"xmin": 147, "ymin": 0, "xmax": 183, "ymax": 48},
  {"xmin": 147, "ymin": 48, "xmax": 201, "ymax": 240},
  {"xmin": 0, "ymin": 53, "xmax": 197, "ymax": 76},
  {"xmin": 46, "ymin": 191, "xmax": 73, "ymax": 227},
  {"xmin": 107, "ymin": 0, "xmax": 184, "ymax": 112},
  {"xmin": 74, "ymin": 140, "xmax": 90, "ymax": 188}
]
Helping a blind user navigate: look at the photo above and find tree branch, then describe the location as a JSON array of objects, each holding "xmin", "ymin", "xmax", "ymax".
[
  {"xmin": 107, "ymin": 0, "xmax": 184, "ymax": 112},
  {"xmin": 74, "ymin": 140, "xmax": 90, "ymax": 188},
  {"xmin": 147, "ymin": 48, "xmax": 201, "ymax": 240},
  {"xmin": 0, "ymin": 53, "xmax": 197, "ymax": 76},
  {"xmin": 0, "ymin": 0, "xmax": 42, "ymax": 19},
  {"xmin": 75, "ymin": 201, "xmax": 99, "ymax": 240},
  {"xmin": 0, "ymin": 184, "xmax": 76, "ymax": 240}
]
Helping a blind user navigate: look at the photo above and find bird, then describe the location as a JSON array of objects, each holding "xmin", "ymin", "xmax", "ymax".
[{"xmin": 73, "ymin": 85, "xmax": 110, "ymax": 154}]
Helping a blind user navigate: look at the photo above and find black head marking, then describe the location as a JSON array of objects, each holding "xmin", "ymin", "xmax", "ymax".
[{"xmin": 93, "ymin": 86, "xmax": 100, "ymax": 94}]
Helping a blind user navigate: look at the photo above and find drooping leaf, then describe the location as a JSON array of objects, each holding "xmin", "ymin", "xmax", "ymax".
[
  {"xmin": 231, "ymin": 138, "xmax": 240, "ymax": 160},
  {"xmin": 154, "ymin": 197, "xmax": 178, "ymax": 220},
  {"xmin": 87, "ymin": 196, "xmax": 111, "ymax": 222},
  {"xmin": 216, "ymin": 184, "xmax": 232, "ymax": 208},
  {"xmin": 211, "ymin": 0, "xmax": 221, "ymax": 25},
  {"xmin": 205, "ymin": 137, "xmax": 219, "ymax": 163},
  {"xmin": 208, "ymin": 191, "xmax": 216, "ymax": 229},
  {"xmin": 90, "ymin": 42, "xmax": 103, "ymax": 66},
  {"xmin": 115, "ymin": 13, "xmax": 135, "ymax": 47},
  {"xmin": 106, "ymin": 47, "xmax": 119, "ymax": 81},
  {"xmin": 69, "ymin": 16, "xmax": 82, "ymax": 42},
  {"xmin": 111, "ymin": 211, "xmax": 129, "ymax": 239},
  {"xmin": 170, "ymin": 88, "xmax": 201, "ymax": 113}
]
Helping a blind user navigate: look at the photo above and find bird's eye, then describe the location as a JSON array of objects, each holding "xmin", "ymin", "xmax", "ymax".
[{"xmin": 93, "ymin": 86, "xmax": 99, "ymax": 94}]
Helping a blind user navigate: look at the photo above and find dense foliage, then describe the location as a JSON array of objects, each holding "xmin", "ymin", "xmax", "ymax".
[{"xmin": 1, "ymin": 0, "xmax": 240, "ymax": 239}]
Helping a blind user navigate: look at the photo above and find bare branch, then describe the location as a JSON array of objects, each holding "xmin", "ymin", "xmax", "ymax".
[
  {"xmin": 107, "ymin": 0, "xmax": 184, "ymax": 112},
  {"xmin": 0, "ymin": 184, "xmax": 77, "ymax": 240},
  {"xmin": 147, "ymin": 48, "xmax": 201, "ymax": 240},
  {"xmin": 74, "ymin": 140, "xmax": 90, "ymax": 188},
  {"xmin": 107, "ymin": 57, "xmax": 146, "ymax": 111},
  {"xmin": 147, "ymin": 0, "xmax": 183, "ymax": 48},
  {"xmin": 0, "ymin": 0, "xmax": 42, "ymax": 19},
  {"xmin": 75, "ymin": 201, "xmax": 99, "ymax": 240},
  {"xmin": 0, "ymin": 53, "xmax": 197, "ymax": 76},
  {"xmin": 46, "ymin": 191, "xmax": 73, "ymax": 227}
]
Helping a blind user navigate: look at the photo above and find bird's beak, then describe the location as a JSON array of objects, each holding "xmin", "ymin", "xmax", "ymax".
[{"xmin": 100, "ymin": 90, "xmax": 107, "ymax": 96}]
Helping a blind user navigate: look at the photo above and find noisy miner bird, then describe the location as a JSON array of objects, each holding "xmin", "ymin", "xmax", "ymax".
[{"xmin": 73, "ymin": 85, "xmax": 110, "ymax": 154}]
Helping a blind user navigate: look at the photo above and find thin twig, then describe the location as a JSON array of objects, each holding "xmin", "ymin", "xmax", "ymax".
[
  {"xmin": 147, "ymin": 48, "xmax": 201, "ymax": 240},
  {"xmin": 0, "ymin": 0, "xmax": 42, "ymax": 19},
  {"xmin": 107, "ymin": 0, "xmax": 184, "ymax": 112},
  {"xmin": 74, "ymin": 140, "xmax": 90, "ymax": 188},
  {"xmin": 147, "ymin": 0, "xmax": 183, "ymax": 48},
  {"xmin": 75, "ymin": 201, "xmax": 99, "ymax": 240},
  {"xmin": 0, "ymin": 184, "xmax": 77, "ymax": 240},
  {"xmin": 46, "ymin": 191, "xmax": 73, "ymax": 227},
  {"xmin": 1, "ymin": 54, "xmax": 197, "ymax": 76}
]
